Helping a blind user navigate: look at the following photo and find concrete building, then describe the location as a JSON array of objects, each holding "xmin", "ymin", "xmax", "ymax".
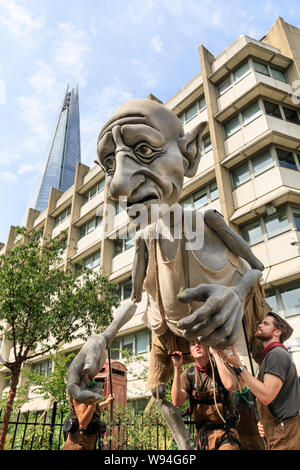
[{"xmin": 1, "ymin": 17, "xmax": 300, "ymax": 412}]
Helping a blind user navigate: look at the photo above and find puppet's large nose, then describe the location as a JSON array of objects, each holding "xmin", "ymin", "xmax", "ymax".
[
  {"xmin": 108, "ymin": 151, "xmax": 145, "ymax": 200},
  {"xmin": 108, "ymin": 126, "xmax": 145, "ymax": 200}
]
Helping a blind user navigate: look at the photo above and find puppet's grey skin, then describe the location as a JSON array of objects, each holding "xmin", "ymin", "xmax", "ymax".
[
  {"xmin": 67, "ymin": 300, "xmax": 136, "ymax": 403},
  {"xmin": 68, "ymin": 99, "xmax": 264, "ymax": 448}
]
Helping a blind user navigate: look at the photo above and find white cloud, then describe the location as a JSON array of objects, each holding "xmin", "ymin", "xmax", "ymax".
[
  {"xmin": 80, "ymin": 81, "xmax": 134, "ymax": 164},
  {"xmin": 1, "ymin": 171, "xmax": 17, "ymax": 182},
  {"xmin": 28, "ymin": 61, "xmax": 57, "ymax": 95},
  {"xmin": 52, "ymin": 22, "xmax": 91, "ymax": 84},
  {"xmin": 124, "ymin": 0, "xmax": 155, "ymax": 24},
  {"xmin": 132, "ymin": 59, "xmax": 159, "ymax": 89},
  {"xmin": 151, "ymin": 35, "xmax": 163, "ymax": 53},
  {"xmin": 0, "ymin": 0, "xmax": 44, "ymax": 48},
  {"xmin": 18, "ymin": 163, "xmax": 37, "ymax": 175},
  {"xmin": 0, "ymin": 146, "xmax": 22, "ymax": 166},
  {"xmin": 18, "ymin": 94, "xmax": 55, "ymax": 144},
  {"xmin": 264, "ymin": 2, "xmax": 280, "ymax": 18}
]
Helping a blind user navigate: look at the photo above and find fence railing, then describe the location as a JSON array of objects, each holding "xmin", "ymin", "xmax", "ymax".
[
  {"xmin": 0, "ymin": 402, "xmax": 67, "ymax": 450},
  {"xmin": 0, "ymin": 404, "xmax": 192, "ymax": 450}
]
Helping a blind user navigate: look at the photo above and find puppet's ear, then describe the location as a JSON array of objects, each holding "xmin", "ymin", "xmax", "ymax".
[{"xmin": 178, "ymin": 121, "xmax": 208, "ymax": 177}]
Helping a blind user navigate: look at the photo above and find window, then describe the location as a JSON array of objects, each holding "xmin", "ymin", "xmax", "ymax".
[
  {"xmin": 231, "ymin": 148, "xmax": 274, "ymax": 188},
  {"xmin": 253, "ymin": 60, "xmax": 287, "ymax": 83},
  {"xmin": 241, "ymin": 220, "xmax": 263, "ymax": 246},
  {"xmin": 136, "ymin": 330, "xmax": 148, "ymax": 354},
  {"xmin": 83, "ymin": 180, "xmax": 105, "ymax": 205},
  {"xmin": 54, "ymin": 206, "xmax": 71, "ymax": 227},
  {"xmin": 209, "ymin": 181, "xmax": 219, "ymax": 201},
  {"xmin": 281, "ymin": 285, "xmax": 300, "ymax": 317},
  {"xmin": 110, "ymin": 329, "xmax": 151, "ymax": 360},
  {"xmin": 263, "ymin": 101, "xmax": 300, "ymax": 125},
  {"xmin": 233, "ymin": 61, "xmax": 250, "ymax": 82},
  {"xmin": 114, "ymin": 236, "xmax": 135, "ymax": 256},
  {"xmin": 83, "ymin": 251, "xmax": 100, "ymax": 269},
  {"xmin": 122, "ymin": 335, "xmax": 133, "ymax": 354},
  {"xmin": 32, "ymin": 360, "xmax": 52, "ymax": 377},
  {"xmin": 224, "ymin": 115, "xmax": 240, "ymax": 138},
  {"xmin": 276, "ymin": 148, "xmax": 298, "ymax": 170},
  {"xmin": 180, "ymin": 180, "xmax": 219, "ymax": 210},
  {"xmin": 292, "ymin": 208, "xmax": 300, "ymax": 230},
  {"xmin": 224, "ymin": 100, "xmax": 260, "ymax": 139},
  {"xmin": 264, "ymin": 208, "xmax": 289, "ymax": 238},
  {"xmin": 193, "ymin": 187, "xmax": 208, "ymax": 209},
  {"xmin": 178, "ymin": 97, "xmax": 206, "ymax": 125},
  {"xmin": 240, "ymin": 205, "xmax": 293, "ymax": 246},
  {"xmin": 114, "ymin": 239, "xmax": 123, "ymax": 256},
  {"xmin": 270, "ymin": 67, "xmax": 287, "ymax": 82},
  {"xmin": 265, "ymin": 292, "xmax": 278, "ymax": 312},
  {"xmin": 232, "ymin": 162, "xmax": 250, "ymax": 188},
  {"xmin": 265, "ymin": 284, "xmax": 300, "ymax": 318},
  {"xmin": 282, "ymin": 107, "xmax": 300, "ymax": 125},
  {"xmin": 264, "ymin": 100, "xmax": 282, "ymax": 119},
  {"xmin": 218, "ymin": 61, "xmax": 251, "ymax": 97},
  {"xmin": 199, "ymin": 96, "xmax": 206, "ymax": 111},
  {"xmin": 185, "ymin": 103, "xmax": 198, "ymax": 122},
  {"xmin": 117, "ymin": 278, "xmax": 132, "ymax": 301},
  {"xmin": 203, "ymin": 134, "xmax": 212, "ymax": 153},
  {"xmin": 218, "ymin": 76, "xmax": 232, "ymax": 96},
  {"xmin": 242, "ymin": 101, "xmax": 261, "ymax": 125},
  {"xmin": 252, "ymin": 149, "xmax": 273, "ymax": 176},
  {"xmin": 253, "ymin": 60, "xmax": 270, "ymax": 76},
  {"xmin": 79, "ymin": 216, "xmax": 102, "ymax": 239}
]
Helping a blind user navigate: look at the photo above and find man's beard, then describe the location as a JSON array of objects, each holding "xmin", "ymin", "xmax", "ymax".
[{"xmin": 254, "ymin": 331, "xmax": 273, "ymax": 342}]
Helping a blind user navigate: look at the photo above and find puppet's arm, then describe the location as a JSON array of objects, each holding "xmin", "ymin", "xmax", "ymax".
[{"xmin": 204, "ymin": 209, "xmax": 264, "ymax": 271}]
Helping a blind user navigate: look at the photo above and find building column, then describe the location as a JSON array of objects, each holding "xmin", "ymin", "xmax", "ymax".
[
  {"xmin": 198, "ymin": 45, "xmax": 236, "ymax": 228},
  {"xmin": 65, "ymin": 162, "xmax": 90, "ymax": 270},
  {"xmin": 100, "ymin": 183, "xmax": 115, "ymax": 277},
  {"xmin": 42, "ymin": 188, "xmax": 63, "ymax": 245}
]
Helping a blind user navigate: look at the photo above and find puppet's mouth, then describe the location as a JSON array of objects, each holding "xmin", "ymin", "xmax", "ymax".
[{"xmin": 126, "ymin": 194, "xmax": 159, "ymax": 207}]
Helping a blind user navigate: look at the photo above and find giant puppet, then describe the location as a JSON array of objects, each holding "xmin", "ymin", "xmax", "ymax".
[{"xmin": 67, "ymin": 99, "xmax": 266, "ymax": 449}]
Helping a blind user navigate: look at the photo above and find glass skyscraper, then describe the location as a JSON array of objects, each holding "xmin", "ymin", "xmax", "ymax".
[{"xmin": 35, "ymin": 86, "xmax": 81, "ymax": 212}]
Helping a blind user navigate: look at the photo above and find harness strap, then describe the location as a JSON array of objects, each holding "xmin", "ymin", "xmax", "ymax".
[
  {"xmin": 187, "ymin": 365, "xmax": 242, "ymax": 450},
  {"xmin": 195, "ymin": 421, "xmax": 241, "ymax": 450}
]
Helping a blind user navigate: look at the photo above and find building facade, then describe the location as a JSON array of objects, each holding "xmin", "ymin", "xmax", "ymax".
[
  {"xmin": 1, "ymin": 17, "xmax": 300, "ymax": 411},
  {"xmin": 35, "ymin": 86, "xmax": 81, "ymax": 213}
]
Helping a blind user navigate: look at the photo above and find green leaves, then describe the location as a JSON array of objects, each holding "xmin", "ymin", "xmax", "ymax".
[{"xmin": 0, "ymin": 226, "xmax": 120, "ymax": 361}]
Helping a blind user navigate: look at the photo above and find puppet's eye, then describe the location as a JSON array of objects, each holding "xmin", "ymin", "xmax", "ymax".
[
  {"xmin": 105, "ymin": 156, "xmax": 115, "ymax": 172},
  {"xmin": 135, "ymin": 144, "xmax": 153, "ymax": 156}
]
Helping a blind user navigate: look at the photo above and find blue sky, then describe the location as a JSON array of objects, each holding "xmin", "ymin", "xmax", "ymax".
[{"xmin": 0, "ymin": 0, "xmax": 299, "ymax": 243}]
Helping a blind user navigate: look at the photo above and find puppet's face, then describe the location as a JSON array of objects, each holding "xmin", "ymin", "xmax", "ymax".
[
  {"xmin": 98, "ymin": 124, "xmax": 185, "ymax": 218},
  {"xmin": 97, "ymin": 99, "xmax": 205, "ymax": 222}
]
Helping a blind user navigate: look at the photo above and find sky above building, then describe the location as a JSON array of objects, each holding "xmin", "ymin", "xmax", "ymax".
[{"xmin": 0, "ymin": 0, "xmax": 299, "ymax": 243}]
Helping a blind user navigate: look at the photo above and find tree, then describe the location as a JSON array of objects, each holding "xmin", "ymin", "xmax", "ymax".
[
  {"xmin": 21, "ymin": 350, "xmax": 76, "ymax": 412},
  {"xmin": 0, "ymin": 227, "xmax": 119, "ymax": 449}
]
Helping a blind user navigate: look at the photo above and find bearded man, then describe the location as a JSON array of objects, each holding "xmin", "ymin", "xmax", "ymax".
[{"xmin": 220, "ymin": 312, "xmax": 300, "ymax": 450}]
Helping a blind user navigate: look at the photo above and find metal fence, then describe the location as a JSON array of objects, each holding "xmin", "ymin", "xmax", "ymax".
[
  {"xmin": 0, "ymin": 404, "xmax": 184, "ymax": 450},
  {"xmin": 0, "ymin": 402, "xmax": 67, "ymax": 450}
]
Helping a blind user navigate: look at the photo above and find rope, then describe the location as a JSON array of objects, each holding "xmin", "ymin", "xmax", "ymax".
[{"xmin": 208, "ymin": 351, "xmax": 226, "ymax": 424}]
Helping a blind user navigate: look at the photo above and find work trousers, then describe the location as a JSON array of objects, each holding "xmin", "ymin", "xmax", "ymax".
[
  {"xmin": 195, "ymin": 426, "xmax": 240, "ymax": 450},
  {"xmin": 257, "ymin": 401, "xmax": 300, "ymax": 450}
]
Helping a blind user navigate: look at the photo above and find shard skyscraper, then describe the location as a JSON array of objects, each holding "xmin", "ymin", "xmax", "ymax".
[{"xmin": 35, "ymin": 86, "xmax": 81, "ymax": 212}]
